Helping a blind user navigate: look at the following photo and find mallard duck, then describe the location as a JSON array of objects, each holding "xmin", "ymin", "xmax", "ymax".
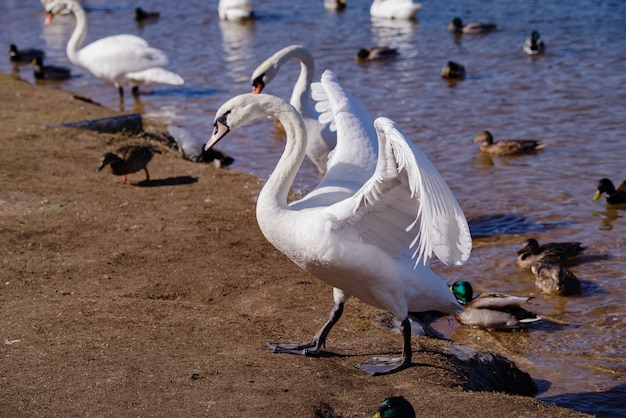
[
  {"xmin": 473, "ymin": 131, "xmax": 546, "ymax": 156},
  {"xmin": 134, "ymin": 7, "xmax": 160, "ymax": 22},
  {"xmin": 447, "ymin": 17, "xmax": 496, "ymax": 34},
  {"xmin": 97, "ymin": 145, "xmax": 155, "ymax": 184},
  {"xmin": 592, "ymin": 178, "xmax": 626, "ymax": 204},
  {"xmin": 32, "ymin": 56, "xmax": 71, "ymax": 80},
  {"xmin": 440, "ymin": 61, "xmax": 465, "ymax": 80},
  {"xmin": 374, "ymin": 396, "xmax": 416, "ymax": 418},
  {"xmin": 516, "ymin": 238, "xmax": 586, "ymax": 270},
  {"xmin": 324, "ymin": 0, "xmax": 346, "ymax": 11},
  {"xmin": 532, "ymin": 261, "xmax": 582, "ymax": 296},
  {"xmin": 8, "ymin": 44, "xmax": 44, "ymax": 63},
  {"xmin": 356, "ymin": 47, "xmax": 398, "ymax": 62},
  {"xmin": 450, "ymin": 281, "xmax": 541, "ymax": 331},
  {"xmin": 523, "ymin": 30, "xmax": 545, "ymax": 55}
]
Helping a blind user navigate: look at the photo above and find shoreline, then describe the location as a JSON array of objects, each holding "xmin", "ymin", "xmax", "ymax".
[{"xmin": 0, "ymin": 73, "xmax": 589, "ymax": 416}]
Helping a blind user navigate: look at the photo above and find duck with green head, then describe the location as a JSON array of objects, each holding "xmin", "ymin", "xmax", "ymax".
[
  {"xmin": 592, "ymin": 178, "xmax": 626, "ymax": 204},
  {"xmin": 523, "ymin": 30, "xmax": 545, "ymax": 55},
  {"xmin": 373, "ymin": 396, "xmax": 415, "ymax": 418},
  {"xmin": 450, "ymin": 281, "xmax": 541, "ymax": 331}
]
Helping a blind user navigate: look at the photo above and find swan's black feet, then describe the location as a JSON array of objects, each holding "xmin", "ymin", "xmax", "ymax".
[
  {"xmin": 266, "ymin": 340, "xmax": 323, "ymax": 356},
  {"xmin": 356, "ymin": 355, "xmax": 410, "ymax": 376}
]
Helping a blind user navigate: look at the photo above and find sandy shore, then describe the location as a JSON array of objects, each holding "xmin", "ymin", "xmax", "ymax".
[{"xmin": 0, "ymin": 74, "xmax": 589, "ymax": 417}]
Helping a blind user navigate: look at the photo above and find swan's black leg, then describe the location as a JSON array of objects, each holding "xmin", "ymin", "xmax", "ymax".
[
  {"xmin": 118, "ymin": 86, "xmax": 124, "ymax": 99},
  {"xmin": 131, "ymin": 86, "xmax": 139, "ymax": 96},
  {"xmin": 356, "ymin": 317, "xmax": 412, "ymax": 375},
  {"xmin": 267, "ymin": 300, "xmax": 344, "ymax": 356}
]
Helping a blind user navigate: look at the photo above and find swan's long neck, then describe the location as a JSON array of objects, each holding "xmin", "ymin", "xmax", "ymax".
[
  {"xmin": 65, "ymin": 3, "xmax": 88, "ymax": 66},
  {"xmin": 255, "ymin": 98, "xmax": 307, "ymax": 214},
  {"xmin": 275, "ymin": 47, "xmax": 315, "ymax": 115}
]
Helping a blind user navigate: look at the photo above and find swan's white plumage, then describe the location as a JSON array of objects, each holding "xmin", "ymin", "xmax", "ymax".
[
  {"xmin": 205, "ymin": 73, "xmax": 471, "ymax": 322},
  {"xmin": 218, "ymin": 0, "xmax": 254, "ymax": 20},
  {"xmin": 45, "ymin": 0, "xmax": 184, "ymax": 96},
  {"xmin": 370, "ymin": 0, "xmax": 421, "ymax": 20},
  {"xmin": 251, "ymin": 46, "xmax": 335, "ymax": 174}
]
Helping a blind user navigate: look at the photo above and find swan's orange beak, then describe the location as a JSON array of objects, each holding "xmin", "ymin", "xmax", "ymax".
[
  {"xmin": 251, "ymin": 84, "xmax": 263, "ymax": 94},
  {"xmin": 44, "ymin": 12, "xmax": 54, "ymax": 25},
  {"xmin": 205, "ymin": 121, "xmax": 230, "ymax": 151}
]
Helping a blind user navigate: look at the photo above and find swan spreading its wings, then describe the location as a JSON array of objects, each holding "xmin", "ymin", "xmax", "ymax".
[{"xmin": 205, "ymin": 70, "xmax": 471, "ymax": 375}]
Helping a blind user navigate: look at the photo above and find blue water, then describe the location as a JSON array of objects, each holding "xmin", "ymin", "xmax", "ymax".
[{"xmin": 3, "ymin": 0, "xmax": 626, "ymax": 416}]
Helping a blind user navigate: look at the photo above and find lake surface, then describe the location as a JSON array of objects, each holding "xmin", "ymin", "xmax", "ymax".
[{"xmin": 3, "ymin": 0, "xmax": 626, "ymax": 415}]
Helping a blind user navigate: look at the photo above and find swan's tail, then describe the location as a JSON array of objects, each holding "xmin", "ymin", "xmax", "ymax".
[{"xmin": 126, "ymin": 68, "xmax": 185, "ymax": 86}]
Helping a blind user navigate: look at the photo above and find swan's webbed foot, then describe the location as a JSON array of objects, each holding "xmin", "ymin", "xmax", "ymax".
[
  {"xmin": 267, "ymin": 299, "xmax": 344, "ymax": 357},
  {"xmin": 356, "ymin": 355, "xmax": 410, "ymax": 376},
  {"xmin": 357, "ymin": 317, "xmax": 413, "ymax": 376},
  {"xmin": 266, "ymin": 339, "xmax": 323, "ymax": 356}
]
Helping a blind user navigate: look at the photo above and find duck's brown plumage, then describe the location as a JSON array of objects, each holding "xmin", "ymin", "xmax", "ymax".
[
  {"xmin": 516, "ymin": 238, "xmax": 586, "ymax": 270},
  {"xmin": 473, "ymin": 131, "xmax": 546, "ymax": 156},
  {"xmin": 532, "ymin": 261, "xmax": 582, "ymax": 296},
  {"xmin": 97, "ymin": 145, "xmax": 154, "ymax": 184},
  {"xmin": 355, "ymin": 46, "xmax": 398, "ymax": 62}
]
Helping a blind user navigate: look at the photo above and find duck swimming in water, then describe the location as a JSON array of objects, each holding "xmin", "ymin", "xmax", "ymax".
[
  {"xmin": 473, "ymin": 131, "xmax": 546, "ymax": 156},
  {"xmin": 592, "ymin": 178, "xmax": 626, "ymax": 204},
  {"xmin": 516, "ymin": 238, "xmax": 586, "ymax": 270}
]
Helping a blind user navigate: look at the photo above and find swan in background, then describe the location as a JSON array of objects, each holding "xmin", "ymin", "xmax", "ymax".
[
  {"xmin": 250, "ymin": 45, "xmax": 336, "ymax": 174},
  {"xmin": 205, "ymin": 73, "xmax": 471, "ymax": 375},
  {"xmin": 44, "ymin": 0, "xmax": 184, "ymax": 100},
  {"xmin": 218, "ymin": 0, "xmax": 254, "ymax": 21},
  {"xmin": 523, "ymin": 31, "xmax": 545, "ymax": 55},
  {"xmin": 324, "ymin": 0, "xmax": 346, "ymax": 12},
  {"xmin": 370, "ymin": 0, "xmax": 421, "ymax": 20}
]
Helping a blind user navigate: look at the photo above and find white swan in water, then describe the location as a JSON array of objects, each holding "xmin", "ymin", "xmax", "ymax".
[
  {"xmin": 370, "ymin": 0, "xmax": 421, "ymax": 20},
  {"xmin": 44, "ymin": 0, "xmax": 184, "ymax": 99},
  {"xmin": 218, "ymin": 0, "xmax": 255, "ymax": 21},
  {"xmin": 205, "ymin": 71, "xmax": 471, "ymax": 375},
  {"xmin": 250, "ymin": 45, "xmax": 337, "ymax": 174}
]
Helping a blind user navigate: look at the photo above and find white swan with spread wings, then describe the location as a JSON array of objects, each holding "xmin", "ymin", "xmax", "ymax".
[{"xmin": 205, "ymin": 70, "xmax": 471, "ymax": 375}]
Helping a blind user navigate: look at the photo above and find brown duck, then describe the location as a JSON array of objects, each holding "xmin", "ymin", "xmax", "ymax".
[
  {"xmin": 516, "ymin": 238, "xmax": 586, "ymax": 270},
  {"xmin": 97, "ymin": 145, "xmax": 155, "ymax": 184},
  {"xmin": 473, "ymin": 131, "xmax": 546, "ymax": 156},
  {"xmin": 531, "ymin": 261, "xmax": 582, "ymax": 296}
]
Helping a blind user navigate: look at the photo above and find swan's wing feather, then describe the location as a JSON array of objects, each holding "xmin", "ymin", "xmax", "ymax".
[
  {"xmin": 80, "ymin": 38, "xmax": 171, "ymax": 76},
  {"xmin": 310, "ymin": 70, "xmax": 378, "ymax": 186},
  {"xmin": 331, "ymin": 117, "xmax": 471, "ymax": 266}
]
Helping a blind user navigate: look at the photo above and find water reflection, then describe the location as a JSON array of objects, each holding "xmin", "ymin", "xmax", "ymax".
[
  {"xmin": 593, "ymin": 207, "xmax": 623, "ymax": 231},
  {"xmin": 369, "ymin": 17, "xmax": 418, "ymax": 53},
  {"xmin": 218, "ymin": 19, "xmax": 255, "ymax": 85}
]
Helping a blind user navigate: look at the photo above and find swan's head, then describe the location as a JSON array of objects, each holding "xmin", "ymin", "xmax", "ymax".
[
  {"xmin": 250, "ymin": 45, "xmax": 311, "ymax": 94},
  {"xmin": 44, "ymin": 0, "xmax": 75, "ymax": 23},
  {"xmin": 205, "ymin": 93, "xmax": 294, "ymax": 151}
]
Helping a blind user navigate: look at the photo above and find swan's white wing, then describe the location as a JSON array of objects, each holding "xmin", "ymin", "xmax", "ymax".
[
  {"xmin": 310, "ymin": 70, "xmax": 378, "ymax": 188},
  {"xmin": 330, "ymin": 117, "xmax": 471, "ymax": 266},
  {"xmin": 79, "ymin": 37, "xmax": 171, "ymax": 77}
]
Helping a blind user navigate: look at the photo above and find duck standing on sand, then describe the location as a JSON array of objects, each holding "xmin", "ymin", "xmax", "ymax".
[
  {"xmin": 592, "ymin": 178, "xmax": 626, "ymax": 204},
  {"xmin": 450, "ymin": 280, "xmax": 541, "ymax": 331},
  {"xmin": 473, "ymin": 131, "xmax": 546, "ymax": 156},
  {"xmin": 516, "ymin": 238, "xmax": 586, "ymax": 270},
  {"xmin": 447, "ymin": 17, "xmax": 496, "ymax": 34},
  {"xmin": 531, "ymin": 261, "xmax": 582, "ymax": 296},
  {"xmin": 97, "ymin": 145, "xmax": 155, "ymax": 184}
]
